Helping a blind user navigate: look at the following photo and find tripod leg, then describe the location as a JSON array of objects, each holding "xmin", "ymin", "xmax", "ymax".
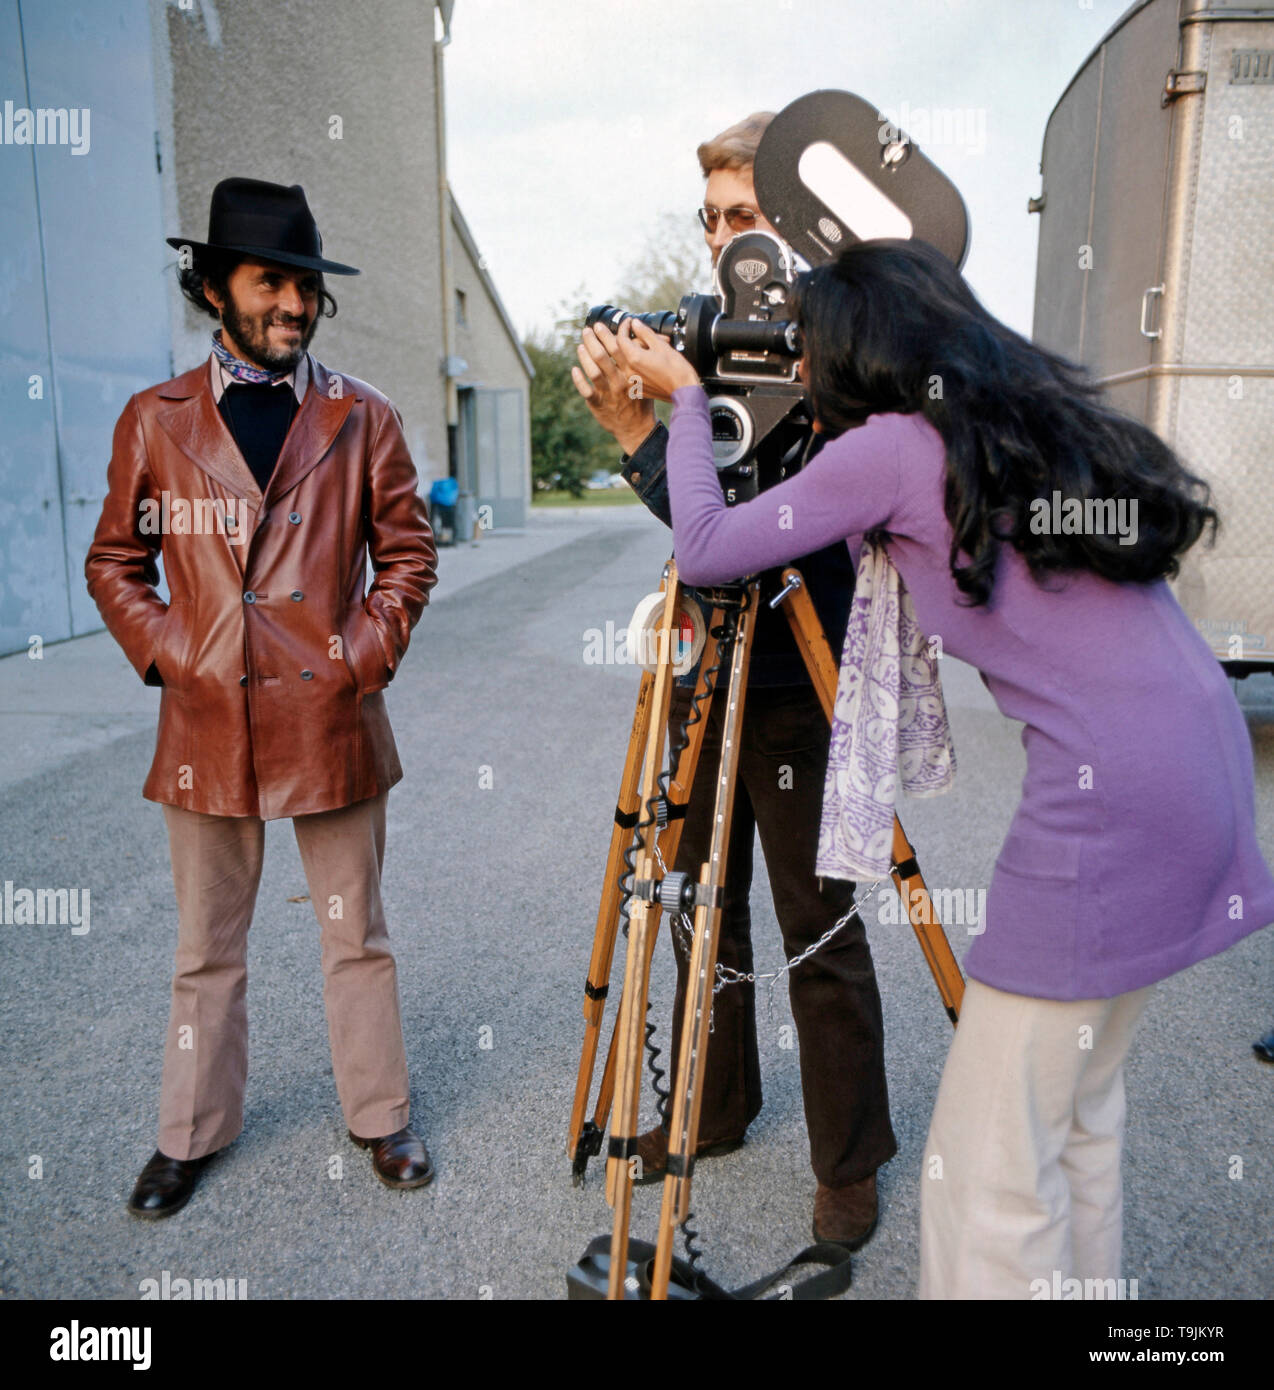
[
  {"xmin": 568, "ymin": 669, "xmax": 656, "ymax": 1170},
  {"xmin": 890, "ymin": 821, "xmax": 964, "ymax": 1023},
  {"xmin": 570, "ymin": 612, "xmax": 725, "ymax": 1180},
  {"xmin": 774, "ymin": 565, "xmax": 964, "ymax": 1024},
  {"xmin": 651, "ymin": 587, "xmax": 758, "ymax": 1300},
  {"xmin": 607, "ymin": 890, "xmax": 656, "ymax": 1297},
  {"xmin": 605, "ymin": 565, "xmax": 686, "ymax": 1298}
]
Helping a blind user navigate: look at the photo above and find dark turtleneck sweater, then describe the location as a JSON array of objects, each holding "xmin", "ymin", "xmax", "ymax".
[{"xmin": 217, "ymin": 380, "xmax": 299, "ymax": 492}]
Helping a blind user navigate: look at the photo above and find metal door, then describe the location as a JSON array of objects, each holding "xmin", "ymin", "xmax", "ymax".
[
  {"xmin": 0, "ymin": 0, "xmax": 171, "ymax": 656},
  {"xmin": 1032, "ymin": 0, "xmax": 1183, "ymax": 424},
  {"xmin": 472, "ymin": 387, "xmax": 526, "ymax": 530},
  {"xmin": 0, "ymin": 0, "xmax": 69, "ymax": 655}
]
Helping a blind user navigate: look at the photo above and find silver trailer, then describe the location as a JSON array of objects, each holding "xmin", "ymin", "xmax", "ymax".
[{"xmin": 1031, "ymin": 0, "xmax": 1274, "ymax": 672}]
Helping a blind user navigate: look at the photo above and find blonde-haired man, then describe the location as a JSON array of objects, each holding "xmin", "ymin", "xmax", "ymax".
[{"xmin": 573, "ymin": 114, "xmax": 896, "ymax": 1249}]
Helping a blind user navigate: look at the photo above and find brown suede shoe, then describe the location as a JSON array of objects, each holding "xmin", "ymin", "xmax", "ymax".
[
  {"xmin": 632, "ymin": 1124, "xmax": 745, "ymax": 1185},
  {"xmin": 813, "ymin": 1172, "xmax": 878, "ymax": 1250},
  {"xmin": 349, "ymin": 1126, "xmax": 434, "ymax": 1189}
]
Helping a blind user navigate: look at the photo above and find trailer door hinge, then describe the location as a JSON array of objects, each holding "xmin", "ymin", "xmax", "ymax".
[{"xmin": 1162, "ymin": 69, "xmax": 1206, "ymax": 105}]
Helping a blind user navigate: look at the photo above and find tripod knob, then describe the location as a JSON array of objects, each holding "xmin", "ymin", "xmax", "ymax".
[{"xmin": 659, "ymin": 872, "xmax": 695, "ymax": 915}]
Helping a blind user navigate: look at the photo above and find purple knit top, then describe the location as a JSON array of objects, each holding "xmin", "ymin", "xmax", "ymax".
[{"xmin": 666, "ymin": 386, "xmax": 1274, "ymax": 1000}]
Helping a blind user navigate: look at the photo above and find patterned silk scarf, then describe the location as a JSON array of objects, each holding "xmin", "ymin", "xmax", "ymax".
[
  {"xmin": 815, "ymin": 534, "xmax": 956, "ymax": 882},
  {"xmin": 210, "ymin": 329, "xmax": 293, "ymax": 386}
]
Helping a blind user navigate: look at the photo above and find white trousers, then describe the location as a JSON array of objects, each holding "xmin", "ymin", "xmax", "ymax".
[{"xmin": 919, "ymin": 978, "xmax": 1154, "ymax": 1299}]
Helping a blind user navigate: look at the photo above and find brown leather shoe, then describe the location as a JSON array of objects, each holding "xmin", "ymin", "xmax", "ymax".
[
  {"xmin": 632, "ymin": 1124, "xmax": 745, "ymax": 1186},
  {"xmin": 127, "ymin": 1148, "xmax": 218, "ymax": 1220},
  {"xmin": 349, "ymin": 1126, "xmax": 434, "ymax": 1189},
  {"xmin": 813, "ymin": 1172, "xmax": 878, "ymax": 1249}
]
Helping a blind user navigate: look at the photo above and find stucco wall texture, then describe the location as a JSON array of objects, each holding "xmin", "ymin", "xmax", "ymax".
[{"xmin": 157, "ymin": 0, "xmax": 449, "ymax": 483}]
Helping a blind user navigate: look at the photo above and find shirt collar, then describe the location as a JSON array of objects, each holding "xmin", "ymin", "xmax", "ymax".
[{"xmin": 209, "ymin": 351, "xmax": 309, "ymax": 405}]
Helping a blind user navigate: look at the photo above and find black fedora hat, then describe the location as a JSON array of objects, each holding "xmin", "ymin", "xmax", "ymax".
[{"xmin": 167, "ymin": 177, "xmax": 360, "ymax": 276}]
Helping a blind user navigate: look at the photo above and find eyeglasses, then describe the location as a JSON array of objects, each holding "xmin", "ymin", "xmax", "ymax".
[{"xmin": 697, "ymin": 204, "xmax": 760, "ymax": 234}]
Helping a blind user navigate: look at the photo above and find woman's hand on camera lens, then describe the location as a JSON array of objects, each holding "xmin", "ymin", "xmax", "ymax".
[{"xmin": 609, "ymin": 316, "xmax": 701, "ymax": 400}]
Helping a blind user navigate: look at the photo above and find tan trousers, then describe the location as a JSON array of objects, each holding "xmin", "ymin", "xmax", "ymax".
[
  {"xmin": 157, "ymin": 791, "xmax": 410, "ymax": 1160},
  {"xmin": 919, "ymin": 978, "xmax": 1154, "ymax": 1299}
]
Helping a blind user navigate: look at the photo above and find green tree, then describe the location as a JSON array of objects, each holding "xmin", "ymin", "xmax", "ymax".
[{"xmin": 525, "ymin": 315, "xmax": 614, "ymax": 497}]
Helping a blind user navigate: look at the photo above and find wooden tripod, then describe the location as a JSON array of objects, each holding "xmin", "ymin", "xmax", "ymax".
[{"xmin": 567, "ymin": 559, "xmax": 965, "ymax": 1299}]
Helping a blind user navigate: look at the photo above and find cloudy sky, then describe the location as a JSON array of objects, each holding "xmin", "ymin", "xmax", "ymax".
[{"xmin": 443, "ymin": 0, "xmax": 1135, "ymax": 341}]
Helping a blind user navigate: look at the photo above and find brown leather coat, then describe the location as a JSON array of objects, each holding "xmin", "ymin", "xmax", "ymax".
[{"xmin": 86, "ymin": 354, "xmax": 437, "ymax": 819}]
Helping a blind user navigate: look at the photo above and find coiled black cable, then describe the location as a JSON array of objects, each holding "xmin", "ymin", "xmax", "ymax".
[{"xmin": 680, "ymin": 1209, "xmax": 708, "ymax": 1296}]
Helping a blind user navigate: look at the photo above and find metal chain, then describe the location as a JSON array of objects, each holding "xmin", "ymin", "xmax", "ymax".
[
  {"xmin": 652, "ymin": 836, "xmax": 887, "ymax": 1014},
  {"xmin": 712, "ymin": 879, "xmax": 885, "ymax": 1010}
]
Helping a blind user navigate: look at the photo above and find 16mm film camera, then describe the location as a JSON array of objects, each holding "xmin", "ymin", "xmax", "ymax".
[
  {"xmin": 588, "ymin": 89, "xmax": 971, "ymax": 501},
  {"xmin": 589, "ymin": 227, "xmax": 806, "ymax": 494}
]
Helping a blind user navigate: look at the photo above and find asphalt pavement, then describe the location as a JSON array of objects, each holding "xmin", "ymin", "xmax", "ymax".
[{"xmin": 1, "ymin": 505, "xmax": 1271, "ymax": 1301}]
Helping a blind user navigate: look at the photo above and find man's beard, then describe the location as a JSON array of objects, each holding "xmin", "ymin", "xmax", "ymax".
[{"xmin": 220, "ymin": 291, "xmax": 319, "ymax": 371}]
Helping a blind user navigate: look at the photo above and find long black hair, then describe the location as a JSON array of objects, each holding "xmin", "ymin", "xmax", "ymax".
[{"xmin": 789, "ymin": 238, "xmax": 1217, "ymax": 606}]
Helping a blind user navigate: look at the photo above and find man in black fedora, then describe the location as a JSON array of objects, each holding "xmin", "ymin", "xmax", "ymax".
[{"xmin": 87, "ymin": 177, "xmax": 439, "ymax": 1217}]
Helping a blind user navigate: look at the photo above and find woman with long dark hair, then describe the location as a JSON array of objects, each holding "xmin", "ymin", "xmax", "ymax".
[{"xmin": 607, "ymin": 237, "xmax": 1274, "ymax": 1298}]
